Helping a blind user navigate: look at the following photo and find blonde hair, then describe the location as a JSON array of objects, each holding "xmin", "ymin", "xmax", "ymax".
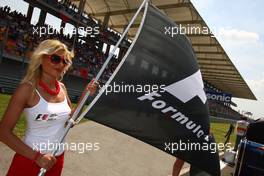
[{"xmin": 21, "ymin": 39, "xmax": 74, "ymax": 89}]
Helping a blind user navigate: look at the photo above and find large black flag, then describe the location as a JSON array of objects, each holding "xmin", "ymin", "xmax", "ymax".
[{"xmin": 86, "ymin": 3, "xmax": 220, "ymax": 176}]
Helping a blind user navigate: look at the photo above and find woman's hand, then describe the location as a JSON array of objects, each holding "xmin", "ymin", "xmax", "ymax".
[
  {"xmin": 35, "ymin": 153, "xmax": 57, "ymax": 171},
  {"xmin": 85, "ymin": 79, "xmax": 99, "ymax": 96},
  {"xmin": 64, "ymin": 79, "xmax": 99, "ymax": 128}
]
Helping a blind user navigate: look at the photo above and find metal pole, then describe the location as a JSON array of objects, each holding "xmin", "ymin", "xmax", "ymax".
[
  {"xmin": 74, "ymin": 0, "xmax": 149, "ymax": 125},
  {"xmin": 38, "ymin": 0, "xmax": 148, "ymax": 175}
]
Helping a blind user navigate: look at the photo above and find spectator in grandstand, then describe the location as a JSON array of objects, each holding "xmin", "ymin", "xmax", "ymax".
[{"xmin": 0, "ymin": 39, "xmax": 97, "ymax": 175}]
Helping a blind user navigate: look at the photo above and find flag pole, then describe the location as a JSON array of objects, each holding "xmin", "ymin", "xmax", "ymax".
[
  {"xmin": 38, "ymin": 0, "xmax": 149, "ymax": 175},
  {"xmin": 74, "ymin": 0, "xmax": 149, "ymax": 125}
]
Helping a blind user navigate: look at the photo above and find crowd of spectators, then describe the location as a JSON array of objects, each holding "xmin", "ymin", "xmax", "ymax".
[
  {"xmin": 208, "ymin": 100, "xmax": 244, "ymax": 120},
  {"xmin": 0, "ymin": 7, "xmax": 29, "ymax": 56},
  {"xmin": 0, "ymin": 5, "xmax": 121, "ymax": 82},
  {"xmin": 42, "ymin": 0, "xmax": 121, "ymax": 42}
]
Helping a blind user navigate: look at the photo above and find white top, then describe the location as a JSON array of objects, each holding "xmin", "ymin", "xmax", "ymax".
[{"xmin": 23, "ymin": 85, "xmax": 71, "ymax": 156}]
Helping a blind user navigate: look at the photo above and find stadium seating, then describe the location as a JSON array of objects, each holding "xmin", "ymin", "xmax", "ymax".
[{"xmin": 0, "ymin": 5, "xmax": 245, "ymax": 119}]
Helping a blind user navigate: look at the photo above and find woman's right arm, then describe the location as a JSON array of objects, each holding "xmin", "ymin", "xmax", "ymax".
[{"xmin": 0, "ymin": 83, "xmax": 56, "ymax": 170}]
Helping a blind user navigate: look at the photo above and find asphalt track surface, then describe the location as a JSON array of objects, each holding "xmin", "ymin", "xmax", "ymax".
[{"xmin": 0, "ymin": 121, "xmax": 234, "ymax": 176}]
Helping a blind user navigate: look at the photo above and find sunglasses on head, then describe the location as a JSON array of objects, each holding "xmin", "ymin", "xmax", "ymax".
[{"xmin": 47, "ymin": 54, "xmax": 70, "ymax": 65}]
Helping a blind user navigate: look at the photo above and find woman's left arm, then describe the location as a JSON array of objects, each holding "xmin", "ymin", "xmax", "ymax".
[{"xmin": 61, "ymin": 80, "xmax": 98, "ymax": 125}]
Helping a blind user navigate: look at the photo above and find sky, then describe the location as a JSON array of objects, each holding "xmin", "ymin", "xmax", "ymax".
[
  {"xmin": 191, "ymin": 0, "xmax": 264, "ymax": 119},
  {"xmin": 1, "ymin": 0, "xmax": 263, "ymax": 119}
]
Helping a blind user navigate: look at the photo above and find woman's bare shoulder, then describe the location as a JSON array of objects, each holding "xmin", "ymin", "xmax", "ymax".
[
  {"xmin": 12, "ymin": 82, "xmax": 35, "ymax": 101},
  {"xmin": 59, "ymin": 82, "xmax": 67, "ymax": 91},
  {"xmin": 17, "ymin": 82, "xmax": 34, "ymax": 92}
]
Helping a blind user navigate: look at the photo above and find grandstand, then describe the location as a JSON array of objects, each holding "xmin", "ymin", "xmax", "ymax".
[{"xmin": 0, "ymin": 0, "xmax": 256, "ymax": 123}]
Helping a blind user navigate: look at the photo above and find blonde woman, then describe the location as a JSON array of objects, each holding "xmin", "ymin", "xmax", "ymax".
[{"xmin": 0, "ymin": 39, "xmax": 97, "ymax": 175}]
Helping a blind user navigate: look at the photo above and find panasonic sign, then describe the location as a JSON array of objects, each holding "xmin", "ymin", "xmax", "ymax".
[{"xmin": 206, "ymin": 91, "xmax": 232, "ymax": 103}]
